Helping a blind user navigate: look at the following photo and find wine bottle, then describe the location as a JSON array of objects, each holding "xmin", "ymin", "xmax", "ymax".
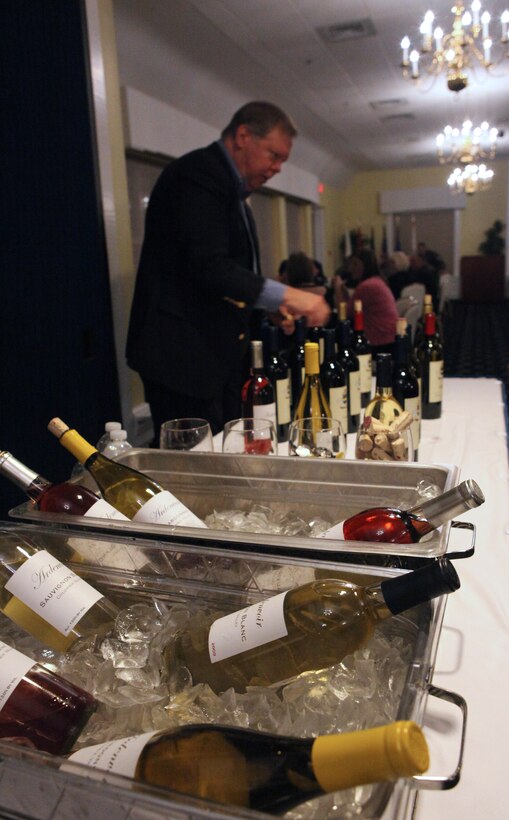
[
  {"xmin": 416, "ymin": 313, "xmax": 444, "ymax": 420},
  {"xmin": 352, "ymin": 299, "xmax": 372, "ymax": 407},
  {"xmin": 336, "ymin": 319, "xmax": 361, "ymax": 433},
  {"xmin": 0, "ymin": 638, "xmax": 97, "ymax": 754},
  {"xmin": 67, "ymin": 720, "xmax": 429, "ymax": 814},
  {"xmin": 264, "ymin": 326, "xmax": 291, "ymax": 442},
  {"xmin": 392, "ymin": 319, "xmax": 420, "ymax": 459},
  {"xmin": 293, "ymin": 343, "xmax": 331, "ymax": 422},
  {"xmin": 320, "ymin": 478, "xmax": 483, "ymax": 542},
  {"xmin": 0, "ymin": 529, "xmax": 118, "ymax": 652},
  {"xmin": 413, "ymin": 293, "xmax": 432, "ymax": 352},
  {"xmin": 288, "ymin": 318, "xmax": 306, "ymax": 415},
  {"xmin": 319, "ymin": 329, "xmax": 348, "ymax": 435},
  {"xmin": 306, "ymin": 326, "xmax": 324, "ymax": 364},
  {"xmin": 0, "ymin": 451, "xmax": 128, "ymax": 520},
  {"xmin": 47, "ymin": 418, "xmax": 206, "ymax": 528},
  {"xmin": 364, "ymin": 353, "xmax": 404, "ymax": 426},
  {"xmin": 162, "ymin": 559, "xmax": 460, "ymax": 693},
  {"xmin": 241, "ymin": 340, "xmax": 276, "ymax": 427}
]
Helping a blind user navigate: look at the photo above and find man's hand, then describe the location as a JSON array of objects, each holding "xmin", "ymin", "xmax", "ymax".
[{"xmin": 281, "ymin": 286, "xmax": 331, "ymax": 327}]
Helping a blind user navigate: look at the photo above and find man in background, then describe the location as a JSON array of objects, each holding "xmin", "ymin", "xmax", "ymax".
[{"xmin": 126, "ymin": 101, "xmax": 330, "ymax": 438}]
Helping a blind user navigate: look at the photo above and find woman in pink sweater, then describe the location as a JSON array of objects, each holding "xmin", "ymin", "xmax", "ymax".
[{"xmin": 335, "ymin": 249, "xmax": 399, "ymax": 357}]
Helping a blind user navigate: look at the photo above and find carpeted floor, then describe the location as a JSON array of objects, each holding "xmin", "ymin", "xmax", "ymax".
[{"xmin": 442, "ymin": 300, "xmax": 509, "ymax": 393}]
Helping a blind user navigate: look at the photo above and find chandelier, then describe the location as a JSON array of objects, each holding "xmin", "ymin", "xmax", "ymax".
[
  {"xmin": 401, "ymin": 3, "xmax": 509, "ymax": 91},
  {"xmin": 436, "ymin": 119, "xmax": 499, "ymax": 163},
  {"xmin": 447, "ymin": 163, "xmax": 494, "ymax": 193}
]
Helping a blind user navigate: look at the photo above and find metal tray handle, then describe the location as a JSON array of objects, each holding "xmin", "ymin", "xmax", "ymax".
[
  {"xmin": 446, "ymin": 520, "xmax": 476, "ymax": 560},
  {"xmin": 412, "ymin": 684, "xmax": 467, "ymax": 790}
]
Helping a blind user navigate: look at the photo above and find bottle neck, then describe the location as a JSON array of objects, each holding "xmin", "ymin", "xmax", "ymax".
[
  {"xmin": 380, "ymin": 557, "xmax": 460, "ymax": 615},
  {"xmin": 0, "ymin": 452, "xmax": 51, "ymax": 500},
  {"xmin": 407, "ymin": 479, "xmax": 484, "ymax": 529},
  {"xmin": 353, "ymin": 311, "xmax": 364, "ymax": 332},
  {"xmin": 58, "ymin": 429, "xmax": 98, "ymax": 465},
  {"xmin": 311, "ymin": 721, "xmax": 429, "ymax": 792},
  {"xmin": 424, "ymin": 312, "xmax": 436, "ymax": 336},
  {"xmin": 304, "ymin": 343, "xmax": 320, "ymax": 375},
  {"xmin": 251, "ymin": 341, "xmax": 264, "ymax": 372},
  {"xmin": 322, "ymin": 331, "xmax": 336, "ymax": 361},
  {"xmin": 394, "ymin": 333, "xmax": 408, "ymax": 365},
  {"xmin": 374, "ymin": 354, "xmax": 393, "ymax": 392}
]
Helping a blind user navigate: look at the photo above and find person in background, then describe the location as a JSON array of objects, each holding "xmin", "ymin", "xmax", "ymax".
[
  {"xmin": 409, "ymin": 253, "xmax": 440, "ymax": 312},
  {"xmin": 385, "ymin": 250, "xmax": 412, "ymax": 299},
  {"xmin": 334, "ymin": 248, "xmax": 399, "ymax": 357},
  {"xmin": 126, "ymin": 101, "xmax": 330, "ymax": 439}
]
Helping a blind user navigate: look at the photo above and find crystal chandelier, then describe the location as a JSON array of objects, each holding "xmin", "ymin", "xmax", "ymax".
[
  {"xmin": 447, "ymin": 163, "xmax": 494, "ymax": 194},
  {"xmin": 401, "ymin": 3, "xmax": 509, "ymax": 91},
  {"xmin": 436, "ymin": 119, "xmax": 499, "ymax": 163}
]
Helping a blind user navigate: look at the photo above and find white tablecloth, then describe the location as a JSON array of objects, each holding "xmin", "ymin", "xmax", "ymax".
[{"xmin": 216, "ymin": 378, "xmax": 509, "ymax": 818}]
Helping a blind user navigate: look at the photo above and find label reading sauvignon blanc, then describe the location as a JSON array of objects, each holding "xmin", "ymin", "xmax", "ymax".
[
  {"xmin": 67, "ymin": 732, "xmax": 157, "ymax": 777},
  {"xmin": 5, "ymin": 550, "xmax": 104, "ymax": 635},
  {"xmin": 83, "ymin": 499, "xmax": 130, "ymax": 521},
  {"xmin": 132, "ymin": 490, "xmax": 207, "ymax": 529},
  {"xmin": 208, "ymin": 592, "xmax": 289, "ymax": 663},
  {"xmin": 0, "ymin": 641, "xmax": 36, "ymax": 710}
]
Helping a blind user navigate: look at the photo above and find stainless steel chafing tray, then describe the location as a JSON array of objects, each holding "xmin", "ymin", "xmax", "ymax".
[
  {"xmin": 9, "ymin": 450, "xmax": 462, "ymax": 564},
  {"xmin": 0, "ymin": 522, "xmax": 465, "ymax": 820}
]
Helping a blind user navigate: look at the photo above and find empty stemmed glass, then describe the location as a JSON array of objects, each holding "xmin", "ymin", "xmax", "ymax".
[{"xmin": 288, "ymin": 417, "xmax": 346, "ymax": 458}]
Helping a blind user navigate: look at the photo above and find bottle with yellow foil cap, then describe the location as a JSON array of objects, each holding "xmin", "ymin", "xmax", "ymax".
[
  {"xmin": 67, "ymin": 721, "xmax": 429, "ymax": 814},
  {"xmin": 47, "ymin": 418, "xmax": 206, "ymax": 529},
  {"xmin": 293, "ymin": 342, "xmax": 331, "ymax": 423}
]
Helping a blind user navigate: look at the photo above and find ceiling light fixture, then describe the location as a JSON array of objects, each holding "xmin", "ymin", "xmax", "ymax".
[
  {"xmin": 436, "ymin": 119, "xmax": 499, "ymax": 163},
  {"xmin": 401, "ymin": 3, "xmax": 509, "ymax": 92},
  {"xmin": 447, "ymin": 163, "xmax": 494, "ymax": 194}
]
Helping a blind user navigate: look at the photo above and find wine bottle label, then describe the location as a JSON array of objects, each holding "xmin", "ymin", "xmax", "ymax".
[
  {"xmin": 253, "ymin": 401, "xmax": 276, "ymax": 427},
  {"xmin": 404, "ymin": 396, "xmax": 421, "ymax": 448},
  {"xmin": 328, "ymin": 386, "xmax": 348, "ymax": 433},
  {"xmin": 357, "ymin": 353, "xmax": 372, "ymax": 394},
  {"xmin": 0, "ymin": 641, "xmax": 36, "ymax": 710},
  {"xmin": 208, "ymin": 592, "xmax": 288, "ymax": 663},
  {"xmin": 66, "ymin": 731, "xmax": 157, "ymax": 777},
  {"xmin": 5, "ymin": 550, "xmax": 104, "ymax": 636},
  {"xmin": 83, "ymin": 498, "xmax": 130, "ymax": 521},
  {"xmin": 132, "ymin": 490, "xmax": 207, "ymax": 529},
  {"xmin": 318, "ymin": 521, "xmax": 345, "ymax": 540},
  {"xmin": 428, "ymin": 360, "xmax": 444, "ymax": 403},
  {"xmin": 348, "ymin": 370, "xmax": 361, "ymax": 415},
  {"xmin": 276, "ymin": 378, "xmax": 291, "ymax": 424}
]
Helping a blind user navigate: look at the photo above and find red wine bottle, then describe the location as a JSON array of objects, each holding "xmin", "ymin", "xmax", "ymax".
[
  {"xmin": 392, "ymin": 319, "xmax": 420, "ymax": 458},
  {"xmin": 320, "ymin": 328, "xmax": 348, "ymax": 434},
  {"xmin": 417, "ymin": 312, "xmax": 444, "ymax": 420},
  {"xmin": 264, "ymin": 326, "xmax": 291, "ymax": 442},
  {"xmin": 352, "ymin": 299, "xmax": 372, "ymax": 407},
  {"xmin": 0, "ymin": 451, "xmax": 128, "ymax": 520},
  {"xmin": 336, "ymin": 319, "xmax": 361, "ymax": 433},
  {"xmin": 321, "ymin": 479, "xmax": 484, "ymax": 542},
  {"xmin": 241, "ymin": 340, "xmax": 276, "ymax": 427},
  {"xmin": 0, "ymin": 639, "xmax": 97, "ymax": 755}
]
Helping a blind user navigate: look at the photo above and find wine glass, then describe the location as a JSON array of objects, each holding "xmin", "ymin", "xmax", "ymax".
[
  {"xmin": 354, "ymin": 416, "xmax": 414, "ymax": 462},
  {"xmin": 288, "ymin": 417, "xmax": 346, "ymax": 458},
  {"xmin": 159, "ymin": 418, "xmax": 214, "ymax": 452},
  {"xmin": 222, "ymin": 418, "xmax": 277, "ymax": 455}
]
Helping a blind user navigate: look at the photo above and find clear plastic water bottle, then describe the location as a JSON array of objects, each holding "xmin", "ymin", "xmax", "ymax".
[
  {"xmin": 71, "ymin": 422, "xmax": 122, "ymax": 478},
  {"xmin": 101, "ymin": 429, "xmax": 133, "ymax": 460}
]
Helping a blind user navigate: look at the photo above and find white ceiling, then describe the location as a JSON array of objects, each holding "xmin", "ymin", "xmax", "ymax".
[{"xmin": 113, "ymin": 0, "xmax": 509, "ymax": 185}]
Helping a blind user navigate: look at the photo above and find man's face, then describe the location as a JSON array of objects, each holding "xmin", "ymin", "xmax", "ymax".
[{"xmin": 233, "ymin": 125, "xmax": 292, "ymax": 190}]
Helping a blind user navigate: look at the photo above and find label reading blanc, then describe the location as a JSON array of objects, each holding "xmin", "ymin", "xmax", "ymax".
[
  {"xmin": 0, "ymin": 641, "xmax": 36, "ymax": 710},
  {"xmin": 132, "ymin": 490, "xmax": 207, "ymax": 528},
  {"xmin": 5, "ymin": 550, "xmax": 104, "ymax": 636},
  {"xmin": 66, "ymin": 732, "xmax": 157, "ymax": 778},
  {"xmin": 208, "ymin": 592, "xmax": 288, "ymax": 664},
  {"xmin": 84, "ymin": 499, "xmax": 129, "ymax": 521}
]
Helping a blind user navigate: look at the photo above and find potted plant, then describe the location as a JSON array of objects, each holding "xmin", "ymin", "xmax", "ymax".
[{"xmin": 478, "ymin": 220, "xmax": 505, "ymax": 256}]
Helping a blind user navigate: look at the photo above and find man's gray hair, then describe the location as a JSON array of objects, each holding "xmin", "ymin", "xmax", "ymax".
[{"xmin": 222, "ymin": 101, "xmax": 298, "ymax": 140}]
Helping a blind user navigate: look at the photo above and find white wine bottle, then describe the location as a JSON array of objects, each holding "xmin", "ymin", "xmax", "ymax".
[
  {"xmin": 0, "ymin": 529, "xmax": 118, "ymax": 652},
  {"xmin": 364, "ymin": 353, "xmax": 403, "ymax": 425},
  {"xmin": 163, "ymin": 558, "xmax": 460, "ymax": 694},
  {"xmin": 67, "ymin": 721, "xmax": 429, "ymax": 814},
  {"xmin": 293, "ymin": 342, "xmax": 331, "ymax": 422},
  {"xmin": 48, "ymin": 418, "xmax": 206, "ymax": 528}
]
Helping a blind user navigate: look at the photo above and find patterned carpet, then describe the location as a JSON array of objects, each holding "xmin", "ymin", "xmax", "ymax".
[{"xmin": 443, "ymin": 300, "xmax": 509, "ymax": 391}]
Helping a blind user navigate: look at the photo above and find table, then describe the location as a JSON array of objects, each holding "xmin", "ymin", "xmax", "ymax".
[{"xmin": 216, "ymin": 378, "xmax": 509, "ymax": 818}]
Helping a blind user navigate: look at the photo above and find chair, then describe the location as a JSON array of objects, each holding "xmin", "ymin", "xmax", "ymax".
[
  {"xmin": 439, "ymin": 272, "xmax": 454, "ymax": 316},
  {"xmin": 400, "ymin": 283, "xmax": 426, "ymax": 315},
  {"xmin": 404, "ymin": 303, "xmax": 421, "ymax": 345}
]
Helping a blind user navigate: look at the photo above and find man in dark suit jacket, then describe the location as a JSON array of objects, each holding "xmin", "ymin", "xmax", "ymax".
[{"xmin": 126, "ymin": 101, "xmax": 330, "ymax": 438}]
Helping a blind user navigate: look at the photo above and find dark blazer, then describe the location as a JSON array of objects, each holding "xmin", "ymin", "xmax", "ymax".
[{"xmin": 126, "ymin": 142, "xmax": 264, "ymax": 399}]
